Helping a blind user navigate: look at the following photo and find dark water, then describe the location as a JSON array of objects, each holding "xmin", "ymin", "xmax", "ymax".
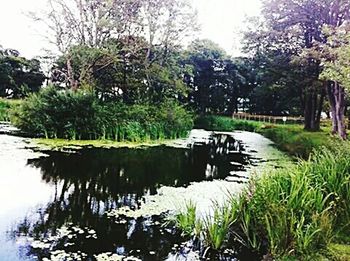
[{"xmin": 0, "ymin": 132, "xmax": 267, "ymax": 261}]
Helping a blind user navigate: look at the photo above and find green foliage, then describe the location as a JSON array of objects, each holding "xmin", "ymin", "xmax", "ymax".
[
  {"xmin": 0, "ymin": 98, "xmax": 22, "ymax": 122},
  {"xmin": 12, "ymin": 86, "xmax": 193, "ymax": 141},
  {"xmin": 202, "ymin": 204, "xmax": 235, "ymax": 250},
  {"xmin": 260, "ymin": 125, "xmax": 330, "ymax": 158},
  {"xmin": 320, "ymin": 25, "xmax": 350, "ymax": 91},
  {"xmin": 0, "ymin": 99, "xmax": 11, "ymax": 121},
  {"xmin": 184, "ymin": 39, "xmax": 250, "ymax": 114},
  {"xmin": 0, "ymin": 47, "xmax": 45, "ymax": 98},
  {"xmin": 195, "ymin": 115, "xmax": 260, "ymax": 132}
]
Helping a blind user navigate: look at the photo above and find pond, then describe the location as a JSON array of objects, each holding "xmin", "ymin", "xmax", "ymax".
[{"xmin": 0, "ymin": 126, "xmax": 287, "ymax": 261}]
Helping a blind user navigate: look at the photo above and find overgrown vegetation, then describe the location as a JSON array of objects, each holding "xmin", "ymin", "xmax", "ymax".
[
  {"xmin": 174, "ymin": 146, "xmax": 350, "ymax": 259},
  {"xmin": 195, "ymin": 115, "xmax": 333, "ymax": 158},
  {"xmin": 12, "ymin": 87, "xmax": 193, "ymax": 141},
  {"xmin": 0, "ymin": 98, "xmax": 21, "ymax": 122}
]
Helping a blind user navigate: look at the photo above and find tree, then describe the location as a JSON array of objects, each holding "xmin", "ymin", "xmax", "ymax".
[
  {"xmin": 34, "ymin": 0, "xmax": 197, "ymax": 96},
  {"xmin": 249, "ymin": 0, "xmax": 350, "ymax": 133},
  {"xmin": 0, "ymin": 46, "xmax": 45, "ymax": 98},
  {"xmin": 242, "ymin": 19, "xmax": 305, "ymax": 116},
  {"xmin": 183, "ymin": 39, "xmax": 249, "ymax": 114},
  {"xmin": 320, "ymin": 24, "xmax": 350, "ymax": 139}
]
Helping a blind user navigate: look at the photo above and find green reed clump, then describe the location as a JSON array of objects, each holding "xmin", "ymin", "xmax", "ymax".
[
  {"xmin": 171, "ymin": 202, "xmax": 200, "ymax": 237},
  {"xmin": 227, "ymin": 146, "xmax": 349, "ymax": 259},
  {"xmin": 12, "ymin": 86, "xmax": 193, "ymax": 141},
  {"xmin": 202, "ymin": 203, "xmax": 235, "ymax": 251},
  {"xmin": 174, "ymin": 146, "xmax": 349, "ymax": 259}
]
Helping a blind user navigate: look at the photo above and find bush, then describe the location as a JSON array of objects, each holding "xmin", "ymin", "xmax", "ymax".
[
  {"xmin": 12, "ymin": 87, "xmax": 104, "ymax": 139},
  {"xmin": 12, "ymin": 86, "xmax": 194, "ymax": 141},
  {"xmin": 0, "ymin": 98, "xmax": 21, "ymax": 122}
]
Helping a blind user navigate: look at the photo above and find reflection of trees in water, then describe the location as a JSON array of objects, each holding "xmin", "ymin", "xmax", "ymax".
[
  {"xmin": 24, "ymin": 147, "xmax": 195, "ymax": 228},
  {"xmin": 13, "ymin": 139, "xmax": 252, "ymax": 259}
]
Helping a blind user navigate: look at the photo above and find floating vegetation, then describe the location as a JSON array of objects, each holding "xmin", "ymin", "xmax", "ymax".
[
  {"xmin": 95, "ymin": 253, "xmax": 141, "ymax": 261},
  {"xmin": 28, "ymin": 224, "xmax": 98, "ymax": 260}
]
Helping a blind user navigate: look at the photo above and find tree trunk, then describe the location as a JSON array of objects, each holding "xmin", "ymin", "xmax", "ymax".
[
  {"xmin": 67, "ymin": 55, "xmax": 78, "ymax": 90},
  {"xmin": 327, "ymin": 81, "xmax": 347, "ymax": 139},
  {"xmin": 327, "ymin": 81, "xmax": 338, "ymax": 134},
  {"xmin": 334, "ymin": 82, "xmax": 347, "ymax": 139},
  {"xmin": 315, "ymin": 87, "xmax": 325, "ymax": 130},
  {"xmin": 304, "ymin": 86, "xmax": 325, "ymax": 131}
]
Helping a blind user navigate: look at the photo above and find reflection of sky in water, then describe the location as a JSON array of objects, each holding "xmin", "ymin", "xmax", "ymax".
[{"xmin": 0, "ymin": 135, "xmax": 53, "ymax": 261}]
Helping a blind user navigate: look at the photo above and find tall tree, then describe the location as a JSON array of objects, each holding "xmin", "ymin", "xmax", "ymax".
[
  {"xmin": 320, "ymin": 24, "xmax": 350, "ymax": 138},
  {"xmin": 34, "ymin": 0, "xmax": 197, "ymax": 95},
  {"xmin": 184, "ymin": 39, "xmax": 248, "ymax": 114},
  {"xmin": 251, "ymin": 0, "xmax": 350, "ymax": 132},
  {"xmin": 0, "ymin": 46, "xmax": 45, "ymax": 98}
]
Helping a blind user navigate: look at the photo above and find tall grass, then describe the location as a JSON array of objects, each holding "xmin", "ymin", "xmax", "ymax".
[
  {"xmin": 202, "ymin": 203, "xmax": 235, "ymax": 251},
  {"xmin": 11, "ymin": 87, "xmax": 193, "ymax": 141},
  {"xmin": 174, "ymin": 146, "xmax": 350, "ymax": 259},
  {"xmin": 226, "ymin": 147, "xmax": 349, "ymax": 259}
]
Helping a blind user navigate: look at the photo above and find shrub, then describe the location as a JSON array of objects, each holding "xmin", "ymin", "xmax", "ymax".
[
  {"xmin": 12, "ymin": 86, "xmax": 194, "ymax": 141},
  {"xmin": 0, "ymin": 98, "xmax": 21, "ymax": 122},
  {"xmin": 12, "ymin": 87, "xmax": 104, "ymax": 139}
]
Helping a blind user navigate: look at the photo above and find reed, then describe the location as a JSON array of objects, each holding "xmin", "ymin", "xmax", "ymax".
[
  {"xmin": 12, "ymin": 86, "xmax": 193, "ymax": 141},
  {"xmin": 174, "ymin": 146, "xmax": 350, "ymax": 259}
]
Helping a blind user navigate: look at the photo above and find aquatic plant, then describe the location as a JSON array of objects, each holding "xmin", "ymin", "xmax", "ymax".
[
  {"xmin": 227, "ymin": 146, "xmax": 349, "ymax": 259},
  {"xmin": 202, "ymin": 203, "xmax": 235, "ymax": 251},
  {"xmin": 171, "ymin": 201, "xmax": 198, "ymax": 237}
]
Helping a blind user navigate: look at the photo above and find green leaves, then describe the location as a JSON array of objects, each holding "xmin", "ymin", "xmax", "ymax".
[{"xmin": 12, "ymin": 87, "xmax": 193, "ymax": 141}]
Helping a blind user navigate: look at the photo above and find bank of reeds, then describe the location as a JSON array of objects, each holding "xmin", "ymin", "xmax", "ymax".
[
  {"xmin": 11, "ymin": 87, "xmax": 193, "ymax": 141},
  {"xmin": 174, "ymin": 146, "xmax": 350, "ymax": 259}
]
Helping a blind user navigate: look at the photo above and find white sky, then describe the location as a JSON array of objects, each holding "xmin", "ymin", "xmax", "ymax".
[{"xmin": 0, "ymin": 0, "xmax": 262, "ymax": 58}]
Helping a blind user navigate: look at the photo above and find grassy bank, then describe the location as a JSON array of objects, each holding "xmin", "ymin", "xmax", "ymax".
[
  {"xmin": 195, "ymin": 115, "xmax": 334, "ymax": 158},
  {"xmin": 169, "ymin": 115, "xmax": 350, "ymax": 260},
  {"xmin": 173, "ymin": 146, "xmax": 350, "ymax": 260}
]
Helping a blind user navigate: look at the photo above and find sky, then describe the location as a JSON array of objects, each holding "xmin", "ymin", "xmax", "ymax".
[{"xmin": 0, "ymin": 0, "xmax": 262, "ymax": 58}]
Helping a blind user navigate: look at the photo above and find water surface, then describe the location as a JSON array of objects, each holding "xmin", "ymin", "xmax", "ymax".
[{"xmin": 0, "ymin": 127, "xmax": 286, "ymax": 260}]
